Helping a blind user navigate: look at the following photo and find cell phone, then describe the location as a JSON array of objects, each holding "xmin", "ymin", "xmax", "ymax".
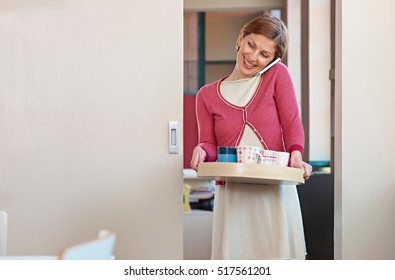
[{"xmin": 258, "ymin": 57, "xmax": 281, "ymax": 75}]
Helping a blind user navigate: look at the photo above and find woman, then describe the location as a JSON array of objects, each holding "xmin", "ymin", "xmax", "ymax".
[{"xmin": 190, "ymin": 15, "xmax": 312, "ymax": 260}]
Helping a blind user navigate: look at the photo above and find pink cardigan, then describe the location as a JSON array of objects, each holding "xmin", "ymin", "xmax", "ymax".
[{"xmin": 196, "ymin": 62, "xmax": 305, "ymax": 162}]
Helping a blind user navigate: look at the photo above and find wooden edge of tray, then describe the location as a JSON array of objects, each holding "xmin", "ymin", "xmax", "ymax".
[{"xmin": 197, "ymin": 162, "xmax": 305, "ymax": 185}]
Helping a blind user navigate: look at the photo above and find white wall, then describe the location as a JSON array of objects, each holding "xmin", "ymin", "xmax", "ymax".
[
  {"xmin": 287, "ymin": 0, "xmax": 302, "ymax": 115},
  {"xmin": 0, "ymin": 0, "xmax": 183, "ymax": 259},
  {"xmin": 309, "ymin": 0, "xmax": 331, "ymax": 161},
  {"xmin": 335, "ymin": 0, "xmax": 395, "ymax": 259}
]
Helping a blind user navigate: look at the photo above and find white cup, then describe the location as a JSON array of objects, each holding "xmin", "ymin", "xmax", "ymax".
[
  {"xmin": 275, "ymin": 151, "xmax": 290, "ymax": 167},
  {"xmin": 259, "ymin": 150, "xmax": 290, "ymax": 167},
  {"xmin": 236, "ymin": 146, "xmax": 263, "ymax": 164}
]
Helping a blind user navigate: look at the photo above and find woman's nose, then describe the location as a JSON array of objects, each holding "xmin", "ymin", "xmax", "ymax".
[{"xmin": 248, "ymin": 51, "xmax": 259, "ymax": 61}]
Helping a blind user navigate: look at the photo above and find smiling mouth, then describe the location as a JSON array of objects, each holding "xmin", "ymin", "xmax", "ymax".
[{"xmin": 243, "ymin": 57, "xmax": 256, "ymax": 69}]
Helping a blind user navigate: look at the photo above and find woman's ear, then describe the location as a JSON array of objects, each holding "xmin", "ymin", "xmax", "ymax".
[
  {"xmin": 236, "ymin": 31, "xmax": 244, "ymax": 47},
  {"xmin": 236, "ymin": 31, "xmax": 243, "ymax": 48}
]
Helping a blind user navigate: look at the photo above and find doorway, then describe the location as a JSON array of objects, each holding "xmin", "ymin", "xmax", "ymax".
[{"xmin": 182, "ymin": 0, "xmax": 334, "ymax": 260}]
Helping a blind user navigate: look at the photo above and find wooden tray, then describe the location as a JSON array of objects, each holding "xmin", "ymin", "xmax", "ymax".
[{"xmin": 197, "ymin": 162, "xmax": 305, "ymax": 185}]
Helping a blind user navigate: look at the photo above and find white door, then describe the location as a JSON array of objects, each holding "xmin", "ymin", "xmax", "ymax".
[{"xmin": 0, "ymin": 0, "xmax": 183, "ymax": 259}]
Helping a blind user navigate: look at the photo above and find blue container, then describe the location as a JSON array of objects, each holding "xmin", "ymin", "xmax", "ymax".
[{"xmin": 217, "ymin": 146, "xmax": 237, "ymax": 162}]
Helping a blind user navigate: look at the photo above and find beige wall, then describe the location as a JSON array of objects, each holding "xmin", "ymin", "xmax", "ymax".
[
  {"xmin": 335, "ymin": 0, "xmax": 395, "ymax": 259},
  {"xmin": 0, "ymin": 0, "xmax": 183, "ymax": 259},
  {"xmin": 287, "ymin": 0, "xmax": 302, "ymax": 114},
  {"xmin": 309, "ymin": 0, "xmax": 331, "ymax": 161}
]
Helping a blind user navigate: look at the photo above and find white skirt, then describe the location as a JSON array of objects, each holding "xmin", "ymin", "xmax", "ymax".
[{"xmin": 211, "ymin": 181, "xmax": 306, "ymax": 260}]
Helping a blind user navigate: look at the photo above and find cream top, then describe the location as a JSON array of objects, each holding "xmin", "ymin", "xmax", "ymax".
[{"xmin": 220, "ymin": 76, "xmax": 263, "ymax": 148}]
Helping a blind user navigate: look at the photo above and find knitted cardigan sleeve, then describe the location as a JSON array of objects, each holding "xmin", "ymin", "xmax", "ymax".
[
  {"xmin": 195, "ymin": 84, "xmax": 218, "ymax": 162},
  {"xmin": 272, "ymin": 64, "xmax": 304, "ymax": 154}
]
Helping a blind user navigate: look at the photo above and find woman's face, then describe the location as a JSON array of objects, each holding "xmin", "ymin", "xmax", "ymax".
[{"xmin": 236, "ymin": 33, "xmax": 277, "ymax": 78}]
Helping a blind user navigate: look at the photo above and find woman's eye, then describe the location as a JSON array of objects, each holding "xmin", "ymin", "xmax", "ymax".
[
  {"xmin": 248, "ymin": 42, "xmax": 254, "ymax": 48},
  {"xmin": 261, "ymin": 53, "xmax": 269, "ymax": 58}
]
